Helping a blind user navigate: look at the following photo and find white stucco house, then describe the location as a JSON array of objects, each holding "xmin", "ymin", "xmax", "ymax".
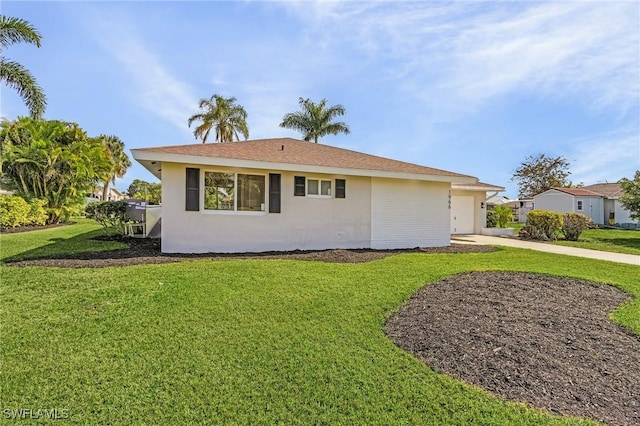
[
  {"xmin": 533, "ymin": 187, "xmax": 605, "ymax": 224},
  {"xmin": 450, "ymin": 181, "xmax": 505, "ymax": 234},
  {"xmin": 582, "ymin": 183, "xmax": 638, "ymax": 225},
  {"xmin": 131, "ymin": 138, "xmax": 496, "ymax": 253},
  {"xmin": 532, "ymin": 185, "xmax": 638, "ymax": 226}
]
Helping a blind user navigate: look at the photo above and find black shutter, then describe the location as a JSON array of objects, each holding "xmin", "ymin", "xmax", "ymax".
[
  {"xmin": 335, "ymin": 179, "xmax": 346, "ymax": 198},
  {"xmin": 269, "ymin": 173, "xmax": 281, "ymax": 213},
  {"xmin": 294, "ymin": 176, "xmax": 305, "ymax": 196},
  {"xmin": 185, "ymin": 167, "xmax": 200, "ymax": 211}
]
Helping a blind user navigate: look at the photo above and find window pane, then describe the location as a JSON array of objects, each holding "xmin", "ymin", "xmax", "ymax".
[
  {"xmin": 307, "ymin": 179, "xmax": 319, "ymax": 195},
  {"xmin": 204, "ymin": 172, "xmax": 234, "ymax": 210},
  {"xmin": 321, "ymin": 180, "xmax": 331, "ymax": 196},
  {"xmin": 238, "ymin": 174, "xmax": 265, "ymax": 211}
]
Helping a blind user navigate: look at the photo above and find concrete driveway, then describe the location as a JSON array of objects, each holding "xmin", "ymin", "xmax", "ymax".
[{"xmin": 453, "ymin": 235, "xmax": 640, "ymax": 266}]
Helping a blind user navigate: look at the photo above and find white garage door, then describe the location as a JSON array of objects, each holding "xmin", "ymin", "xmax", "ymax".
[{"xmin": 451, "ymin": 195, "xmax": 474, "ymax": 234}]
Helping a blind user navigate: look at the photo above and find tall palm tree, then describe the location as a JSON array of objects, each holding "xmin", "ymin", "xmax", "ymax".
[
  {"xmin": 187, "ymin": 94, "xmax": 249, "ymax": 143},
  {"xmin": 0, "ymin": 16, "xmax": 47, "ymax": 119},
  {"xmin": 280, "ymin": 97, "xmax": 350, "ymax": 143},
  {"xmin": 97, "ymin": 135, "xmax": 131, "ymax": 201}
]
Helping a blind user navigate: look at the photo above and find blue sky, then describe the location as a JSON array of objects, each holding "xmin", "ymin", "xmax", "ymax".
[{"xmin": 2, "ymin": 1, "xmax": 638, "ymax": 198}]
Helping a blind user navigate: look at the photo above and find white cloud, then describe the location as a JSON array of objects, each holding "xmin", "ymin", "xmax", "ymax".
[
  {"xmin": 80, "ymin": 8, "xmax": 197, "ymax": 135},
  {"xmin": 568, "ymin": 128, "xmax": 640, "ymax": 184},
  {"xmin": 278, "ymin": 1, "xmax": 640, "ymax": 116}
]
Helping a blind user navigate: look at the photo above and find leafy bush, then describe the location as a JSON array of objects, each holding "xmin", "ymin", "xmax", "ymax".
[
  {"xmin": 493, "ymin": 205, "xmax": 513, "ymax": 228},
  {"xmin": 85, "ymin": 201, "xmax": 130, "ymax": 236},
  {"xmin": 525, "ymin": 210, "xmax": 563, "ymax": 240},
  {"xmin": 0, "ymin": 195, "xmax": 30, "ymax": 228},
  {"xmin": 0, "ymin": 195, "xmax": 49, "ymax": 228},
  {"xmin": 561, "ymin": 213, "xmax": 592, "ymax": 241},
  {"xmin": 28, "ymin": 198, "xmax": 48, "ymax": 226},
  {"xmin": 486, "ymin": 209, "xmax": 498, "ymax": 228}
]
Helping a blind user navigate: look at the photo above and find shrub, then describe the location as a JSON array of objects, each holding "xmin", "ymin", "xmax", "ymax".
[
  {"xmin": 85, "ymin": 201, "xmax": 130, "ymax": 236},
  {"xmin": 561, "ymin": 213, "xmax": 592, "ymax": 241},
  {"xmin": 486, "ymin": 209, "xmax": 498, "ymax": 228},
  {"xmin": 0, "ymin": 195, "xmax": 49, "ymax": 228},
  {"xmin": 493, "ymin": 205, "xmax": 513, "ymax": 228},
  {"xmin": 0, "ymin": 195, "xmax": 30, "ymax": 228},
  {"xmin": 28, "ymin": 198, "xmax": 48, "ymax": 226},
  {"xmin": 525, "ymin": 210, "xmax": 563, "ymax": 240}
]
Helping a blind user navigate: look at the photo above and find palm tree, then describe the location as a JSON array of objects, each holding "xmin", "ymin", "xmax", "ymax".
[
  {"xmin": 187, "ymin": 94, "xmax": 249, "ymax": 143},
  {"xmin": 280, "ymin": 97, "xmax": 350, "ymax": 143},
  {"xmin": 97, "ymin": 135, "xmax": 131, "ymax": 201},
  {"xmin": 0, "ymin": 16, "xmax": 47, "ymax": 119}
]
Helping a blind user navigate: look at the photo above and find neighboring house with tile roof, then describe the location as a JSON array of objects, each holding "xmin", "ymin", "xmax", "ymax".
[
  {"xmin": 132, "ymin": 138, "xmax": 498, "ymax": 253},
  {"xmin": 532, "ymin": 185, "xmax": 638, "ymax": 225}
]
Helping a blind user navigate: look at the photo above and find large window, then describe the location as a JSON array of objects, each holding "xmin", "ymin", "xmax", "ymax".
[{"xmin": 204, "ymin": 172, "xmax": 265, "ymax": 211}]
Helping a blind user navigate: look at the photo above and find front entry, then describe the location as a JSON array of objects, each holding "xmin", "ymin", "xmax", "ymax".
[{"xmin": 451, "ymin": 195, "xmax": 474, "ymax": 234}]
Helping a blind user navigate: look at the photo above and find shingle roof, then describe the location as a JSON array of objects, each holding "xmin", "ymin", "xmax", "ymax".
[
  {"xmin": 133, "ymin": 137, "xmax": 475, "ymax": 179},
  {"xmin": 453, "ymin": 181, "xmax": 505, "ymax": 191},
  {"xmin": 551, "ymin": 187, "xmax": 604, "ymax": 197},
  {"xmin": 582, "ymin": 183, "xmax": 622, "ymax": 198}
]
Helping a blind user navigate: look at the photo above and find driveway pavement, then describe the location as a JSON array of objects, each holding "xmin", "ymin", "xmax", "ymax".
[{"xmin": 453, "ymin": 235, "xmax": 640, "ymax": 266}]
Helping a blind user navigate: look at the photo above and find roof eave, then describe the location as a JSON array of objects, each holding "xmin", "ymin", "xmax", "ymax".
[{"xmin": 131, "ymin": 150, "xmax": 477, "ymax": 184}]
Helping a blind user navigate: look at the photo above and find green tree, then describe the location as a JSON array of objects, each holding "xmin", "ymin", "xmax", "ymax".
[
  {"xmin": 279, "ymin": 97, "xmax": 350, "ymax": 143},
  {"xmin": 511, "ymin": 154, "xmax": 572, "ymax": 199},
  {"xmin": 0, "ymin": 117, "xmax": 111, "ymax": 223},
  {"xmin": 187, "ymin": 94, "xmax": 249, "ymax": 143},
  {"xmin": 0, "ymin": 16, "xmax": 47, "ymax": 119},
  {"xmin": 97, "ymin": 134, "xmax": 131, "ymax": 201},
  {"xmin": 126, "ymin": 179, "xmax": 161, "ymax": 204},
  {"xmin": 619, "ymin": 170, "xmax": 640, "ymax": 221}
]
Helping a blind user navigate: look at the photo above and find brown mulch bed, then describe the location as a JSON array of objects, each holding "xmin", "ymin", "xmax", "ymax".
[
  {"xmin": 1, "ymin": 222, "xmax": 73, "ymax": 234},
  {"xmin": 3, "ymin": 236, "xmax": 497, "ymax": 268},
  {"xmin": 386, "ymin": 271, "xmax": 640, "ymax": 426}
]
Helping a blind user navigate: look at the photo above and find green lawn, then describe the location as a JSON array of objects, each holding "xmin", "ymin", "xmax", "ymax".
[
  {"xmin": 1, "ymin": 223, "xmax": 638, "ymax": 425},
  {"xmin": 507, "ymin": 223, "xmax": 640, "ymax": 255}
]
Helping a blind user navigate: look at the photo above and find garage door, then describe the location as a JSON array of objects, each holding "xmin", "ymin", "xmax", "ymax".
[{"xmin": 451, "ymin": 195, "xmax": 474, "ymax": 234}]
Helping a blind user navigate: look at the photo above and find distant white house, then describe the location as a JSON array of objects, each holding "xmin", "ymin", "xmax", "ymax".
[
  {"xmin": 86, "ymin": 187, "xmax": 126, "ymax": 203},
  {"xmin": 131, "ymin": 137, "xmax": 499, "ymax": 253},
  {"xmin": 532, "ymin": 185, "xmax": 638, "ymax": 226}
]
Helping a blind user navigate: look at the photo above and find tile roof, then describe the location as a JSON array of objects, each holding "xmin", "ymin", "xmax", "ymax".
[
  {"xmin": 133, "ymin": 137, "xmax": 475, "ymax": 179},
  {"xmin": 582, "ymin": 183, "xmax": 622, "ymax": 198},
  {"xmin": 551, "ymin": 187, "xmax": 604, "ymax": 197}
]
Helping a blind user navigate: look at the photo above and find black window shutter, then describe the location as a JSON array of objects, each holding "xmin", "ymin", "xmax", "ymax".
[
  {"xmin": 269, "ymin": 173, "xmax": 281, "ymax": 213},
  {"xmin": 185, "ymin": 167, "xmax": 200, "ymax": 211},
  {"xmin": 335, "ymin": 179, "xmax": 346, "ymax": 198},
  {"xmin": 294, "ymin": 176, "xmax": 305, "ymax": 196}
]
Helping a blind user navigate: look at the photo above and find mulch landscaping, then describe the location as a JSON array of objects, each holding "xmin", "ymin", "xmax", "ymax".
[
  {"xmin": 386, "ymin": 271, "xmax": 640, "ymax": 426},
  {"xmin": 3, "ymin": 236, "xmax": 497, "ymax": 268}
]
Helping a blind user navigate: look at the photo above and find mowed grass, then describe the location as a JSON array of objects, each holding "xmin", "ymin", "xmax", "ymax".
[
  {"xmin": 1, "ymin": 225, "xmax": 639, "ymax": 424},
  {"xmin": 507, "ymin": 223, "xmax": 640, "ymax": 255}
]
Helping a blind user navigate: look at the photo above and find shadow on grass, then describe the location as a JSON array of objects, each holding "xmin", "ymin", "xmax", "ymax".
[{"xmin": 2, "ymin": 229, "xmax": 138, "ymax": 263}]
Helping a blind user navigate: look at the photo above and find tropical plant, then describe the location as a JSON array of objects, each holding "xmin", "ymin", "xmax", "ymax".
[
  {"xmin": 493, "ymin": 205, "xmax": 513, "ymax": 228},
  {"xmin": 187, "ymin": 94, "xmax": 249, "ymax": 143},
  {"xmin": 511, "ymin": 154, "xmax": 572, "ymax": 199},
  {"xmin": 126, "ymin": 179, "xmax": 161, "ymax": 204},
  {"xmin": 619, "ymin": 171, "xmax": 640, "ymax": 221},
  {"xmin": 0, "ymin": 16, "xmax": 47, "ymax": 119},
  {"xmin": 280, "ymin": 97, "xmax": 350, "ymax": 143},
  {"xmin": 96, "ymin": 134, "xmax": 131, "ymax": 201},
  {"xmin": 0, "ymin": 117, "xmax": 112, "ymax": 223}
]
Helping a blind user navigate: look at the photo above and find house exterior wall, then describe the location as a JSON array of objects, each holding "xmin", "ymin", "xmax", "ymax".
[
  {"xmin": 160, "ymin": 162, "xmax": 372, "ymax": 253},
  {"xmin": 370, "ymin": 178, "xmax": 450, "ymax": 248},
  {"xmin": 533, "ymin": 191, "xmax": 575, "ymax": 214},
  {"xmin": 614, "ymin": 200, "xmax": 638, "ymax": 224},
  {"xmin": 533, "ymin": 190, "xmax": 604, "ymax": 224}
]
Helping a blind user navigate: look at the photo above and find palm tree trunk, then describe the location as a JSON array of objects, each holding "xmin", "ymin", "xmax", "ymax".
[{"xmin": 102, "ymin": 180, "xmax": 110, "ymax": 201}]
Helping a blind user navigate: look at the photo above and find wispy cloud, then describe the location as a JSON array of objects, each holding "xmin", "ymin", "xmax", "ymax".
[
  {"xmin": 79, "ymin": 7, "xmax": 197, "ymax": 135},
  {"xmin": 568, "ymin": 128, "xmax": 640, "ymax": 184},
  {"xmin": 280, "ymin": 1, "xmax": 639, "ymax": 117}
]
